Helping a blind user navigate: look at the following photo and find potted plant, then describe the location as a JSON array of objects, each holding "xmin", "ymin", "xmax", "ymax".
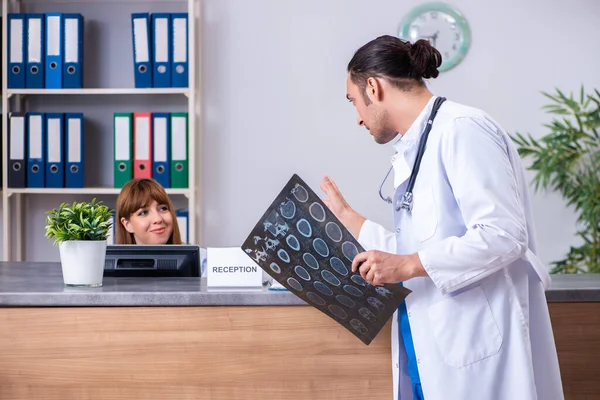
[
  {"xmin": 510, "ymin": 87, "xmax": 600, "ymax": 274},
  {"xmin": 45, "ymin": 198, "xmax": 114, "ymax": 287}
]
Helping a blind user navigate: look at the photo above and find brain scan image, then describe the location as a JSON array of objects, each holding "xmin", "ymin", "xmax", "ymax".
[
  {"xmin": 303, "ymin": 253, "xmax": 319, "ymax": 270},
  {"xmin": 375, "ymin": 286, "xmax": 394, "ymax": 299},
  {"xmin": 314, "ymin": 281, "xmax": 334, "ymax": 297},
  {"xmin": 309, "ymin": 202, "xmax": 326, "ymax": 222},
  {"xmin": 277, "ymin": 249, "xmax": 290, "ymax": 263},
  {"xmin": 291, "ymin": 183, "xmax": 309, "ymax": 202},
  {"xmin": 358, "ymin": 307, "xmax": 377, "ymax": 323},
  {"xmin": 350, "ymin": 319, "xmax": 369, "ymax": 335},
  {"xmin": 341, "ymin": 241, "xmax": 359, "ymax": 262},
  {"xmin": 343, "ymin": 284, "xmax": 364, "ymax": 298},
  {"xmin": 351, "ymin": 275, "xmax": 370, "ymax": 287},
  {"xmin": 295, "ymin": 266, "xmax": 311, "ymax": 281},
  {"xmin": 280, "ymin": 199, "xmax": 296, "ymax": 219},
  {"xmin": 325, "ymin": 222, "xmax": 343, "ymax": 242},
  {"xmin": 307, "ymin": 292, "xmax": 326, "ymax": 306},
  {"xmin": 329, "ymin": 257, "xmax": 348, "ymax": 276},
  {"xmin": 321, "ymin": 270, "xmax": 341, "ymax": 287},
  {"xmin": 336, "ymin": 294, "xmax": 356, "ymax": 308},
  {"xmin": 287, "ymin": 277, "xmax": 303, "ymax": 291},
  {"xmin": 270, "ymin": 262, "xmax": 281, "ymax": 274},
  {"xmin": 296, "ymin": 219, "xmax": 312, "ymax": 237},
  {"xmin": 313, "ymin": 238, "xmax": 329, "ymax": 257},
  {"xmin": 242, "ymin": 174, "xmax": 412, "ymax": 345},
  {"xmin": 286, "ymin": 235, "xmax": 301, "ymax": 251},
  {"xmin": 367, "ymin": 297, "xmax": 386, "ymax": 311},
  {"xmin": 328, "ymin": 304, "xmax": 349, "ymax": 320}
]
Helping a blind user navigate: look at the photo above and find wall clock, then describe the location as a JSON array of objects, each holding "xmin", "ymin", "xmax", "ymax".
[{"xmin": 398, "ymin": 2, "xmax": 471, "ymax": 72}]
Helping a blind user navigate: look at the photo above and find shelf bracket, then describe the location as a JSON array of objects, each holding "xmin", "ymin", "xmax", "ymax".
[
  {"xmin": 6, "ymin": 192, "xmax": 13, "ymax": 199},
  {"xmin": 6, "ymin": 93, "xmax": 12, "ymax": 100}
]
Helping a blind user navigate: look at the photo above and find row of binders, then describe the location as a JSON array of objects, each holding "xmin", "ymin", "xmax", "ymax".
[
  {"xmin": 8, "ymin": 113, "xmax": 84, "ymax": 188},
  {"xmin": 114, "ymin": 112, "xmax": 189, "ymax": 189},
  {"xmin": 132, "ymin": 12, "xmax": 189, "ymax": 88},
  {"xmin": 7, "ymin": 13, "xmax": 84, "ymax": 89},
  {"xmin": 6, "ymin": 12, "xmax": 189, "ymax": 89},
  {"xmin": 106, "ymin": 209, "xmax": 190, "ymax": 244}
]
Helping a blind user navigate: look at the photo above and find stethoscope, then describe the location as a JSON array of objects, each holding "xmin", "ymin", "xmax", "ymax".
[{"xmin": 379, "ymin": 96, "xmax": 447, "ymax": 212}]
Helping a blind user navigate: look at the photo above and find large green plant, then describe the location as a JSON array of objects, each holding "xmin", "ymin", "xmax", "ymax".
[
  {"xmin": 510, "ymin": 87, "xmax": 600, "ymax": 274},
  {"xmin": 45, "ymin": 198, "xmax": 113, "ymax": 245}
]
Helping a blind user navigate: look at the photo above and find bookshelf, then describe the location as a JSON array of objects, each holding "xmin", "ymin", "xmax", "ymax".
[
  {"xmin": 1, "ymin": 0, "xmax": 201, "ymax": 261},
  {"xmin": 5, "ymin": 187, "xmax": 191, "ymax": 195},
  {"xmin": 7, "ymin": 88, "xmax": 190, "ymax": 96}
]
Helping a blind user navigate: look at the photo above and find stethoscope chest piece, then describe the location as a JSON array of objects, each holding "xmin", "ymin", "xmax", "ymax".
[{"xmin": 396, "ymin": 192, "xmax": 413, "ymax": 212}]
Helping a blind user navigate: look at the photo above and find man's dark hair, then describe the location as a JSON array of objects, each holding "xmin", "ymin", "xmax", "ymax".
[{"xmin": 347, "ymin": 35, "xmax": 442, "ymax": 104}]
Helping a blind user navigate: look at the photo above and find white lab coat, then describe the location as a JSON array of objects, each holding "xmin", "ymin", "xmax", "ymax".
[{"xmin": 357, "ymin": 97, "xmax": 564, "ymax": 400}]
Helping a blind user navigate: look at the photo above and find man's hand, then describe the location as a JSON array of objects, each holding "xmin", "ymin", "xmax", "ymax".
[
  {"xmin": 320, "ymin": 175, "xmax": 366, "ymax": 238},
  {"xmin": 351, "ymin": 250, "xmax": 428, "ymax": 286}
]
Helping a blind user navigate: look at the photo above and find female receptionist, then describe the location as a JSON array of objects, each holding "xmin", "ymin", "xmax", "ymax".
[{"xmin": 116, "ymin": 178, "xmax": 183, "ymax": 245}]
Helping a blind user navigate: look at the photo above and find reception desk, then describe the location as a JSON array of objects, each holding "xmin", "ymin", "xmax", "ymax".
[{"xmin": 0, "ymin": 262, "xmax": 599, "ymax": 400}]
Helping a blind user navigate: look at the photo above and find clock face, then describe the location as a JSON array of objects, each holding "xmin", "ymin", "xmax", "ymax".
[{"xmin": 398, "ymin": 3, "xmax": 471, "ymax": 72}]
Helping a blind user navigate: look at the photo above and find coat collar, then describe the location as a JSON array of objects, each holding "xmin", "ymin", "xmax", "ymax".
[
  {"xmin": 392, "ymin": 95, "xmax": 439, "ymax": 154},
  {"xmin": 390, "ymin": 96, "xmax": 439, "ymax": 188}
]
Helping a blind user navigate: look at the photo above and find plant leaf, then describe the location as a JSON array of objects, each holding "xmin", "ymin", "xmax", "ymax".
[
  {"xmin": 45, "ymin": 199, "xmax": 114, "ymax": 244},
  {"xmin": 513, "ymin": 87, "xmax": 600, "ymax": 274}
]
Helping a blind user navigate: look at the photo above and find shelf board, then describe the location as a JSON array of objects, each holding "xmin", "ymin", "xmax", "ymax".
[
  {"xmin": 5, "ymin": 188, "xmax": 191, "ymax": 195},
  {"xmin": 6, "ymin": 88, "xmax": 189, "ymax": 96},
  {"xmin": 22, "ymin": 0, "xmax": 187, "ymax": 4}
]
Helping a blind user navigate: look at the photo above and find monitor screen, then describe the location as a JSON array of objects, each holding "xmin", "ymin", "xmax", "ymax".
[{"xmin": 104, "ymin": 245, "xmax": 201, "ymax": 277}]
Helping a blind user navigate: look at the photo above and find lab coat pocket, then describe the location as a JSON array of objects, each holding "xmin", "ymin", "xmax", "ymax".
[
  {"xmin": 411, "ymin": 185, "xmax": 437, "ymax": 242},
  {"xmin": 427, "ymin": 285, "xmax": 503, "ymax": 368}
]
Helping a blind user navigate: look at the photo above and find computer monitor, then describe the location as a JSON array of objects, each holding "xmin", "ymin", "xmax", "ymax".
[{"xmin": 103, "ymin": 245, "xmax": 201, "ymax": 277}]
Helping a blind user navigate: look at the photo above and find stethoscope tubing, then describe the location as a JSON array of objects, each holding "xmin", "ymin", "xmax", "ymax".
[{"xmin": 378, "ymin": 96, "xmax": 447, "ymax": 212}]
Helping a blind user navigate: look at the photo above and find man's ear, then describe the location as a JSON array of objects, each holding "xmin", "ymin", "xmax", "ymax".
[
  {"xmin": 121, "ymin": 217, "xmax": 135, "ymax": 233},
  {"xmin": 366, "ymin": 77, "xmax": 383, "ymax": 103}
]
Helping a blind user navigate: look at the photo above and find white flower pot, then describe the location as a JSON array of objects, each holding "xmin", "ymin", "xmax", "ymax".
[{"xmin": 58, "ymin": 240, "xmax": 107, "ymax": 287}]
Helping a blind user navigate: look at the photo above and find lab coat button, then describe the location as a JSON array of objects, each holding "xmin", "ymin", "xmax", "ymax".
[
  {"xmin": 395, "ymin": 363, "xmax": 399, "ymax": 369},
  {"xmin": 417, "ymin": 358, "xmax": 421, "ymax": 364},
  {"xmin": 408, "ymin": 312, "xmax": 411, "ymax": 317},
  {"xmin": 396, "ymin": 228, "xmax": 401, "ymax": 233}
]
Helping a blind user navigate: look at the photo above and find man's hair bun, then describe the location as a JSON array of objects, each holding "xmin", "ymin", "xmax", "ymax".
[{"xmin": 408, "ymin": 39, "xmax": 442, "ymax": 80}]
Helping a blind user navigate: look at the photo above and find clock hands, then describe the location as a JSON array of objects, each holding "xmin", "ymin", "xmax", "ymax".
[
  {"xmin": 422, "ymin": 31, "xmax": 439, "ymax": 48},
  {"xmin": 431, "ymin": 31, "xmax": 439, "ymax": 47},
  {"xmin": 400, "ymin": 4, "xmax": 471, "ymax": 72}
]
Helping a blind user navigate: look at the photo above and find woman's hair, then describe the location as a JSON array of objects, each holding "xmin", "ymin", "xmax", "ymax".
[
  {"xmin": 347, "ymin": 35, "xmax": 442, "ymax": 104},
  {"xmin": 115, "ymin": 178, "xmax": 182, "ymax": 244}
]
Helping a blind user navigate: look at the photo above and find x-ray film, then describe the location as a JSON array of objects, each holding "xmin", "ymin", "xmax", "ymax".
[{"xmin": 241, "ymin": 174, "xmax": 412, "ymax": 345}]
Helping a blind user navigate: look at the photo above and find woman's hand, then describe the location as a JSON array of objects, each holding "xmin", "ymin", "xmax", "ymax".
[{"xmin": 320, "ymin": 175, "xmax": 366, "ymax": 238}]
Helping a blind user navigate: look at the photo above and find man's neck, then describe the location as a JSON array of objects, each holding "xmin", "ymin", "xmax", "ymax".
[{"xmin": 389, "ymin": 89, "xmax": 434, "ymax": 136}]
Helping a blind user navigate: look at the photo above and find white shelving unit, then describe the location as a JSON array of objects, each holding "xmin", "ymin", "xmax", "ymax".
[
  {"xmin": 5, "ymin": 187, "xmax": 192, "ymax": 195},
  {"xmin": 1, "ymin": 0, "xmax": 201, "ymax": 261},
  {"xmin": 7, "ymin": 88, "xmax": 190, "ymax": 96}
]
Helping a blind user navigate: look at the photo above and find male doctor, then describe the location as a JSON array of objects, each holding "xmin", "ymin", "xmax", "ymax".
[{"xmin": 321, "ymin": 35, "xmax": 564, "ymax": 400}]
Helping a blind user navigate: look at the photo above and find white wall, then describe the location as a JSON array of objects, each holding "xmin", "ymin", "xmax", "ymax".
[
  {"xmin": 200, "ymin": 0, "xmax": 600, "ymax": 268},
  {"xmin": 6, "ymin": 0, "xmax": 600, "ymax": 268}
]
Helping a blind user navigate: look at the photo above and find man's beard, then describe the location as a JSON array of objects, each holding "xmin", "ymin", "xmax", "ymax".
[{"xmin": 369, "ymin": 107, "xmax": 397, "ymax": 144}]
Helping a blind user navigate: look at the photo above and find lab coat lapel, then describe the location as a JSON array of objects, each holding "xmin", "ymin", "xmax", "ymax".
[
  {"xmin": 391, "ymin": 96, "xmax": 439, "ymax": 189},
  {"xmin": 393, "ymin": 155, "xmax": 411, "ymax": 189}
]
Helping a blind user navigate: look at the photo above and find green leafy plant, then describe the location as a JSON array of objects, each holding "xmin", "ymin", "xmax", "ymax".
[
  {"xmin": 45, "ymin": 198, "xmax": 114, "ymax": 245},
  {"xmin": 510, "ymin": 87, "xmax": 600, "ymax": 274}
]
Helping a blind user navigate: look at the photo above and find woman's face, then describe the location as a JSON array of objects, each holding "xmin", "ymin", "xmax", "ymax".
[{"xmin": 120, "ymin": 199, "xmax": 173, "ymax": 244}]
